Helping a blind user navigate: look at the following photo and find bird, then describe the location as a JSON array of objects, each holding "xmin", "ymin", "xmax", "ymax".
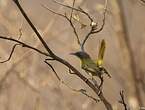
[{"xmin": 71, "ymin": 39, "xmax": 111, "ymax": 88}]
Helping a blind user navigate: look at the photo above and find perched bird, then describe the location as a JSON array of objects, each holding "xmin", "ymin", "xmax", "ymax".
[{"xmin": 71, "ymin": 39, "xmax": 111, "ymax": 87}]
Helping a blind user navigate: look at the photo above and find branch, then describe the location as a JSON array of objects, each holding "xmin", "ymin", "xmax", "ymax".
[
  {"xmin": 45, "ymin": 60, "xmax": 100, "ymax": 103},
  {"xmin": 52, "ymin": 55, "xmax": 113, "ymax": 110},
  {"xmin": 0, "ymin": 28, "xmax": 23, "ymax": 63},
  {"xmin": 53, "ymin": 0, "xmax": 94, "ymax": 23},
  {"xmin": 45, "ymin": 0, "xmax": 107, "ymax": 51},
  {"xmin": 12, "ymin": 0, "xmax": 55, "ymax": 56},
  {"xmin": 11, "ymin": 0, "xmax": 113, "ymax": 109},
  {"xmin": 0, "ymin": 36, "xmax": 49, "ymax": 56},
  {"xmin": 44, "ymin": 59, "xmax": 61, "ymax": 81},
  {"xmin": 41, "ymin": 4, "xmax": 81, "ymax": 45},
  {"xmin": 81, "ymin": 0, "xmax": 108, "ymax": 51},
  {"xmin": 70, "ymin": 88, "xmax": 100, "ymax": 103},
  {"xmin": 119, "ymin": 90, "xmax": 129, "ymax": 110},
  {"xmin": 0, "ymin": 44, "xmax": 20, "ymax": 63}
]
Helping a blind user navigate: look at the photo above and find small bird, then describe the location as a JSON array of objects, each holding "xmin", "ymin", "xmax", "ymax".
[{"xmin": 71, "ymin": 39, "xmax": 111, "ymax": 88}]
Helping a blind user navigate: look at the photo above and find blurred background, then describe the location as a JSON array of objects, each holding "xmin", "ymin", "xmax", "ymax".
[{"xmin": 0, "ymin": 0, "xmax": 145, "ymax": 110}]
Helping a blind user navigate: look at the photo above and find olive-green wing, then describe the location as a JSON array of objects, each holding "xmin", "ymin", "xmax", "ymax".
[{"xmin": 96, "ymin": 39, "xmax": 106, "ymax": 66}]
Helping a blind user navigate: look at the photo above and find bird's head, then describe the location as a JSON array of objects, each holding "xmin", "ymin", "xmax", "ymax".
[{"xmin": 70, "ymin": 51, "xmax": 90, "ymax": 60}]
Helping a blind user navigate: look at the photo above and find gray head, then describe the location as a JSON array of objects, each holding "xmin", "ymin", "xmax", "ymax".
[{"xmin": 70, "ymin": 51, "xmax": 91, "ymax": 59}]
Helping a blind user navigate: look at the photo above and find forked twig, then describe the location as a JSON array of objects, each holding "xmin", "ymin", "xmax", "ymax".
[
  {"xmin": 0, "ymin": 44, "xmax": 20, "ymax": 63},
  {"xmin": 53, "ymin": 0, "xmax": 93, "ymax": 23},
  {"xmin": 81, "ymin": 0, "xmax": 108, "ymax": 51},
  {"xmin": 43, "ymin": 0, "xmax": 108, "ymax": 51},
  {"xmin": 41, "ymin": 4, "xmax": 81, "ymax": 45},
  {"xmin": 0, "ymin": 36, "xmax": 49, "ymax": 56},
  {"xmin": 119, "ymin": 90, "xmax": 129, "ymax": 110},
  {"xmin": 0, "ymin": 28, "xmax": 23, "ymax": 63},
  {"xmin": 71, "ymin": 88, "xmax": 100, "ymax": 103},
  {"xmin": 45, "ymin": 60, "xmax": 100, "ymax": 103},
  {"xmin": 13, "ymin": 0, "xmax": 55, "ymax": 56}
]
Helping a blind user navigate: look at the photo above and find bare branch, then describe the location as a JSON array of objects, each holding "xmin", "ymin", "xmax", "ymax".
[
  {"xmin": 0, "ymin": 36, "xmax": 49, "ymax": 56},
  {"xmin": 12, "ymin": 0, "xmax": 55, "ymax": 56},
  {"xmin": 0, "ymin": 44, "xmax": 20, "ymax": 63},
  {"xmin": 0, "ymin": 28, "xmax": 23, "ymax": 63},
  {"xmin": 68, "ymin": 87, "xmax": 100, "ymax": 103},
  {"xmin": 92, "ymin": 0, "xmax": 108, "ymax": 33},
  {"xmin": 119, "ymin": 90, "xmax": 129, "ymax": 110},
  {"xmin": 45, "ymin": 61, "xmax": 100, "ymax": 103},
  {"xmin": 78, "ymin": 7, "xmax": 93, "ymax": 23},
  {"xmin": 53, "ymin": 0, "xmax": 94, "ymax": 23},
  {"xmin": 44, "ymin": 59, "xmax": 61, "ymax": 81},
  {"xmin": 41, "ymin": 4, "xmax": 81, "ymax": 45},
  {"xmin": 45, "ymin": 0, "xmax": 107, "ymax": 51},
  {"xmin": 41, "ymin": 4, "xmax": 66, "ymax": 18},
  {"xmin": 79, "ymin": 89, "xmax": 100, "ymax": 103},
  {"xmin": 11, "ymin": 0, "xmax": 113, "ymax": 109},
  {"xmin": 81, "ymin": 0, "xmax": 108, "ymax": 51}
]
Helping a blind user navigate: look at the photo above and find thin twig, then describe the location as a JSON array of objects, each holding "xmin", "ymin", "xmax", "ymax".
[
  {"xmin": 0, "ymin": 36, "xmax": 49, "ymax": 56},
  {"xmin": 0, "ymin": 44, "xmax": 20, "ymax": 63},
  {"xmin": 119, "ymin": 90, "xmax": 128, "ymax": 110},
  {"xmin": 46, "ymin": 0, "xmax": 108, "ymax": 51},
  {"xmin": 81, "ymin": 0, "xmax": 108, "ymax": 51},
  {"xmin": 53, "ymin": 0, "xmax": 93, "ymax": 23},
  {"xmin": 13, "ymin": 0, "xmax": 55, "ymax": 56},
  {"xmin": 41, "ymin": 4, "xmax": 81, "ymax": 45},
  {"xmin": 0, "ymin": 28, "xmax": 23, "ymax": 63},
  {"xmin": 68, "ymin": 87, "xmax": 100, "ymax": 103},
  {"xmin": 45, "ymin": 60, "xmax": 100, "ymax": 103},
  {"xmin": 44, "ymin": 60, "xmax": 61, "ymax": 81}
]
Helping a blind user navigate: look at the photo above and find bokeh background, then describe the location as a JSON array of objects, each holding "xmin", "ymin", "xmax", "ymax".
[{"xmin": 0, "ymin": 0, "xmax": 145, "ymax": 110}]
